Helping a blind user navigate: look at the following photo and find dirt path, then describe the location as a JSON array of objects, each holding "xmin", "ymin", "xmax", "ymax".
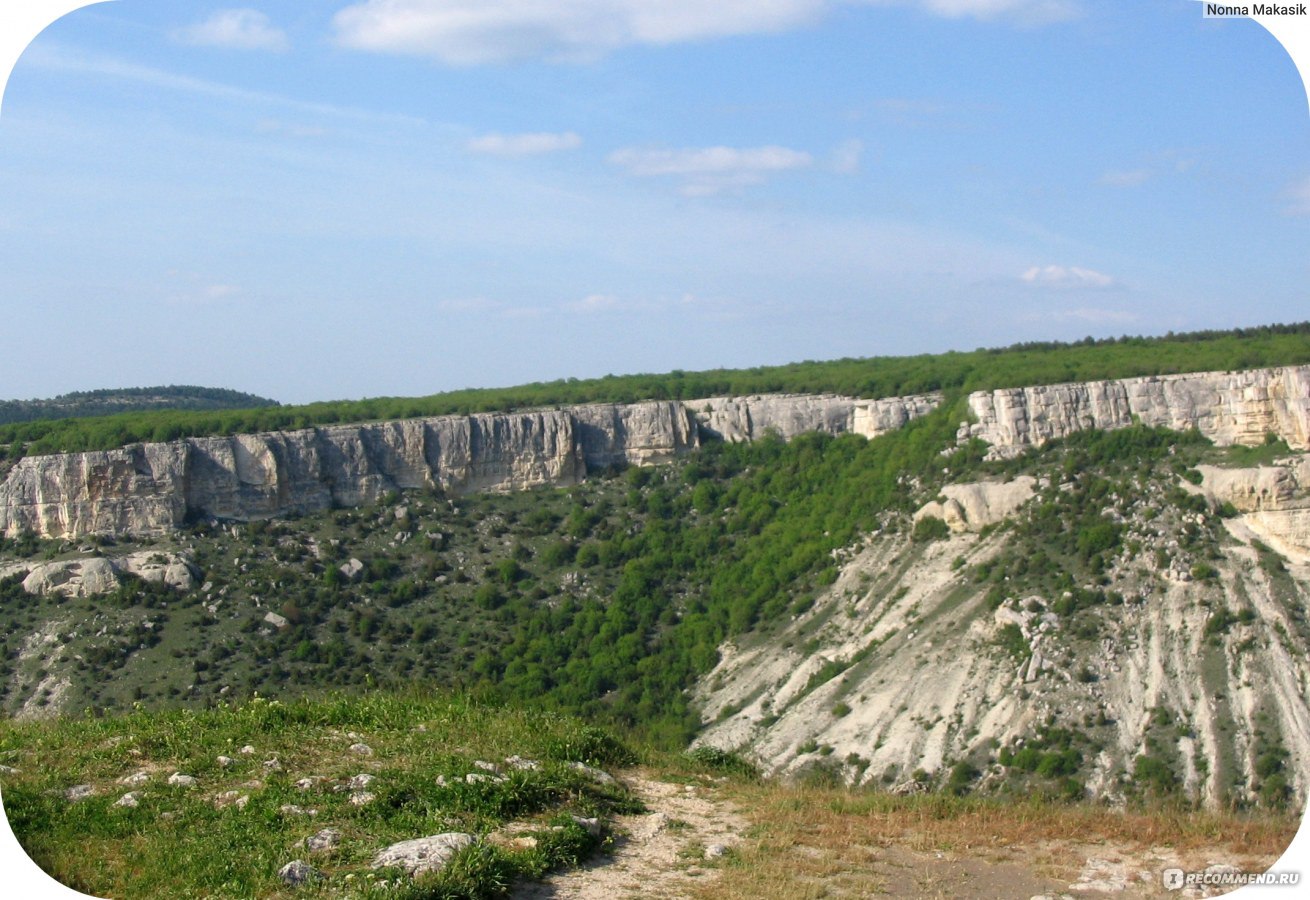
[{"xmin": 514, "ymin": 770, "xmax": 748, "ymax": 899}]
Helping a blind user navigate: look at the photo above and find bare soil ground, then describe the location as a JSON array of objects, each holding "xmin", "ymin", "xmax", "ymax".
[{"xmin": 514, "ymin": 772, "xmax": 1297, "ymax": 899}]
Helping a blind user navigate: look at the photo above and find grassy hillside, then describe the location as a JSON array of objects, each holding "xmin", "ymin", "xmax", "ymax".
[
  {"xmin": 0, "ymin": 693, "xmax": 637, "ymax": 899},
  {"xmin": 2, "ymin": 322, "xmax": 1307, "ymax": 459}
]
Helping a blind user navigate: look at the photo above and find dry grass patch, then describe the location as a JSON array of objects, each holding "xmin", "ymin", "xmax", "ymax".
[{"xmin": 695, "ymin": 783, "xmax": 1300, "ymax": 900}]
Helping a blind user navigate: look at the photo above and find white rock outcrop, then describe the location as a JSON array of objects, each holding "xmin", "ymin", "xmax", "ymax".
[
  {"xmin": 11, "ymin": 551, "xmax": 198, "ymax": 597},
  {"xmin": 914, "ymin": 477, "xmax": 1037, "ymax": 532},
  {"xmin": 960, "ymin": 366, "xmax": 1310, "ymax": 457},
  {"xmin": 372, "ymin": 833, "xmax": 475, "ymax": 876}
]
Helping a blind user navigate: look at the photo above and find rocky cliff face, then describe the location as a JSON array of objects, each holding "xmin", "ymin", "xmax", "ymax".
[
  {"xmin": 960, "ymin": 365, "xmax": 1310, "ymax": 456},
  {"xmin": 695, "ymin": 451, "xmax": 1310, "ymax": 810},
  {"xmin": 0, "ymin": 394, "xmax": 939, "ymax": 539}
]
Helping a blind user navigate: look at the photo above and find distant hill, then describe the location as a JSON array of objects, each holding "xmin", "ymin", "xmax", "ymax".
[{"xmin": 0, "ymin": 385, "xmax": 279, "ymax": 426}]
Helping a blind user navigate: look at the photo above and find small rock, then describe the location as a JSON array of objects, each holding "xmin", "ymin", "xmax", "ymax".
[
  {"xmin": 0, "ymin": 765, "xmax": 16, "ymax": 775},
  {"xmin": 294, "ymin": 777, "xmax": 323, "ymax": 791},
  {"xmin": 238, "ymin": 745, "xmax": 256, "ymax": 755},
  {"xmin": 705, "ymin": 843, "xmax": 730, "ymax": 860},
  {"xmin": 280, "ymin": 804, "xmax": 318, "ymax": 817},
  {"xmin": 503, "ymin": 755, "xmax": 539, "ymax": 771},
  {"xmin": 349, "ymin": 791, "xmax": 375, "ymax": 806},
  {"xmin": 113, "ymin": 792, "xmax": 142, "ymax": 808},
  {"xmin": 473, "ymin": 760, "xmax": 500, "ymax": 773},
  {"xmin": 304, "ymin": 828, "xmax": 342, "ymax": 853},
  {"xmin": 65, "ymin": 784, "xmax": 95, "ymax": 801},
  {"xmin": 278, "ymin": 860, "xmax": 320, "ymax": 887},
  {"xmin": 372, "ymin": 833, "xmax": 476, "ymax": 876},
  {"xmin": 263, "ymin": 758, "xmax": 282, "ymax": 771},
  {"xmin": 216, "ymin": 756, "xmax": 234, "ymax": 768},
  {"xmin": 348, "ymin": 773, "xmax": 376, "ymax": 790},
  {"xmin": 568, "ymin": 762, "xmax": 616, "ymax": 785},
  {"xmin": 571, "ymin": 816, "xmax": 603, "ymax": 838},
  {"xmin": 168, "ymin": 773, "xmax": 197, "ymax": 788},
  {"xmin": 348, "ymin": 742, "xmax": 373, "ymax": 756},
  {"xmin": 119, "ymin": 771, "xmax": 151, "ymax": 786}
]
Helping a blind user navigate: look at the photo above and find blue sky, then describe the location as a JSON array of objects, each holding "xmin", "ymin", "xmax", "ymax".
[{"xmin": 0, "ymin": 1, "xmax": 1307, "ymax": 404}]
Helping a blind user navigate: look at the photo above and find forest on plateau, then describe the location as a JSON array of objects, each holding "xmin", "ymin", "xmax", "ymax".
[{"xmin": 1, "ymin": 322, "xmax": 1308, "ymax": 460}]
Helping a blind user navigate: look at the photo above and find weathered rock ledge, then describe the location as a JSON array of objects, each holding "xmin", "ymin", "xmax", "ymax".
[
  {"xmin": 0, "ymin": 393, "xmax": 939, "ymax": 539},
  {"xmin": 960, "ymin": 365, "xmax": 1310, "ymax": 457}
]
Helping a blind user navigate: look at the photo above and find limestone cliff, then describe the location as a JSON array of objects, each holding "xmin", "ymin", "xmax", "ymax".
[
  {"xmin": 960, "ymin": 365, "xmax": 1310, "ymax": 456},
  {"xmin": 0, "ymin": 394, "xmax": 939, "ymax": 539}
]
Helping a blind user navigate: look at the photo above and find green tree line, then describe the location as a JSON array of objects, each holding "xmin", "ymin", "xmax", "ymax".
[{"xmin": 2, "ymin": 323, "xmax": 1308, "ymax": 459}]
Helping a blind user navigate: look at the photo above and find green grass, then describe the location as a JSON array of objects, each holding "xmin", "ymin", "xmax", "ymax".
[{"xmin": 0, "ymin": 692, "xmax": 639, "ymax": 899}]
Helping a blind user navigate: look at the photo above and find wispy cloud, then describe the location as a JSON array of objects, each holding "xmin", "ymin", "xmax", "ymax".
[
  {"xmin": 894, "ymin": 0, "xmax": 1081, "ymax": 26},
  {"xmin": 1099, "ymin": 168, "xmax": 1151, "ymax": 188},
  {"xmin": 830, "ymin": 139, "xmax": 864, "ymax": 174},
  {"xmin": 608, "ymin": 144, "xmax": 813, "ymax": 195},
  {"xmin": 174, "ymin": 9, "xmax": 289, "ymax": 52},
  {"xmin": 467, "ymin": 131, "xmax": 582, "ymax": 157},
  {"xmin": 22, "ymin": 43, "xmax": 425, "ymax": 127},
  {"xmin": 566, "ymin": 293, "xmax": 623, "ymax": 313},
  {"xmin": 1020, "ymin": 264, "xmax": 1118, "ymax": 289},
  {"xmin": 1284, "ymin": 176, "xmax": 1310, "ymax": 216},
  {"xmin": 332, "ymin": 0, "xmax": 1080, "ymax": 65},
  {"xmin": 1097, "ymin": 151, "xmax": 1196, "ymax": 189}
]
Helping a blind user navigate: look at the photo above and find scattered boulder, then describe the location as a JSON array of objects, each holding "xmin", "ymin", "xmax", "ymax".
[
  {"xmin": 348, "ymin": 742, "xmax": 373, "ymax": 756},
  {"xmin": 64, "ymin": 784, "xmax": 95, "ymax": 801},
  {"xmin": 339, "ymin": 559, "xmax": 365, "ymax": 582},
  {"xmin": 372, "ymin": 833, "xmax": 476, "ymax": 877},
  {"xmin": 167, "ymin": 773, "xmax": 197, "ymax": 788},
  {"xmin": 304, "ymin": 828, "xmax": 342, "ymax": 853},
  {"xmin": 113, "ymin": 792, "xmax": 142, "ymax": 809},
  {"xmin": 349, "ymin": 791, "xmax": 375, "ymax": 806},
  {"xmin": 278, "ymin": 860, "xmax": 320, "ymax": 887},
  {"xmin": 118, "ymin": 771, "xmax": 151, "ymax": 786},
  {"xmin": 347, "ymin": 773, "xmax": 375, "ymax": 790},
  {"xmin": 263, "ymin": 612, "xmax": 288, "ymax": 629},
  {"xmin": 568, "ymin": 762, "xmax": 616, "ymax": 785}
]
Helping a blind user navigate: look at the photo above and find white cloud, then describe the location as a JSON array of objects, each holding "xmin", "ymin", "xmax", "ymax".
[
  {"xmin": 332, "ymin": 0, "xmax": 1079, "ymax": 64},
  {"xmin": 175, "ymin": 9, "xmax": 289, "ymax": 51},
  {"xmin": 1099, "ymin": 169, "xmax": 1150, "ymax": 188},
  {"xmin": 467, "ymin": 131, "xmax": 582, "ymax": 157},
  {"xmin": 609, "ymin": 144, "xmax": 813, "ymax": 195},
  {"xmin": 1020, "ymin": 265, "xmax": 1118, "ymax": 289}
]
